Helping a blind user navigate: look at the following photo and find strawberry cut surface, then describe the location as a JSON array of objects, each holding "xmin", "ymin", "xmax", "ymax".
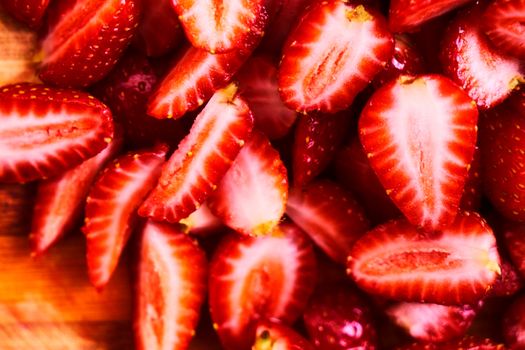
[{"xmin": 0, "ymin": 0, "xmax": 50, "ymax": 28}]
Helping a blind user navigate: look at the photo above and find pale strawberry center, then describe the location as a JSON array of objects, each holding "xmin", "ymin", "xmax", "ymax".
[{"xmin": 362, "ymin": 250, "xmax": 462, "ymax": 275}]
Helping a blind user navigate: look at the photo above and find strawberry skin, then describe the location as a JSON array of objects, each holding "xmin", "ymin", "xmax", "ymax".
[
  {"xmin": 134, "ymin": 220, "xmax": 207, "ymax": 350},
  {"xmin": 0, "ymin": 83, "xmax": 114, "ymax": 183},
  {"xmin": 347, "ymin": 212, "xmax": 501, "ymax": 305},
  {"xmin": 0, "ymin": 0, "xmax": 50, "ymax": 28},
  {"xmin": 278, "ymin": 1, "xmax": 393, "ymax": 113},
  {"xmin": 501, "ymin": 222, "xmax": 525, "ymax": 279},
  {"xmin": 396, "ymin": 336, "xmax": 507, "ymax": 350},
  {"xmin": 359, "ymin": 74, "xmax": 478, "ymax": 232},
  {"xmin": 503, "ymin": 295, "xmax": 525, "ymax": 349},
  {"xmin": 253, "ymin": 320, "xmax": 315, "ymax": 350}
]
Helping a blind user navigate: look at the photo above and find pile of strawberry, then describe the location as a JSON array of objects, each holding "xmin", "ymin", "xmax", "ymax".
[{"xmin": 2, "ymin": 0, "xmax": 525, "ymax": 348}]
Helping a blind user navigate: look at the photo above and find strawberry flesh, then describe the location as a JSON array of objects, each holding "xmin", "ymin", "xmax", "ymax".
[{"xmin": 0, "ymin": 0, "xmax": 50, "ymax": 28}]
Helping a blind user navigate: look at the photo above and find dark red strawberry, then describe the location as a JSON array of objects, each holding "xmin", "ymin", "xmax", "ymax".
[
  {"xmin": 207, "ymin": 131, "xmax": 288, "ymax": 236},
  {"xmin": 303, "ymin": 283, "xmax": 378, "ymax": 350},
  {"xmin": 134, "ymin": 220, "xmax": 207, "ymax": 350},
  {"xmin": 278, "ymin": 1, "xmax": 393, "ymax": 113},
  {"xmin": 347, "ymin": 212, "xmax": 501, "ymax": 305},
  {"xmin": 236, "ymin": 55, "xmax": 297, "ymax": 140},
  {"xmin": 483, "ymin": 0, "xmax": 525, "ymax": 60},
  {"xmin": 503, "ymin": 295, "xmax": 525, "ymax": 349},
  {"xmin": 140, "ymin": 85, "xmax": 254, "ymax": 223},
  {"xmin": 286, "ymin": 180, "xmax": 370, "ymax": 264},
  {"xmin": 83, "ymin": 145, "xmax": 168, "ymax": 290},
  {"xmin": 0, "ymin": 0, "xmax": 50, "ymax": 28},
  {"xmin": 209, "ymin": 223, "xmax": 317, "ymax": 350},
  {"xmin": 38, "ymin": 0, "xmax": 141, "ymax": 88},
  {"xmin": 252, "ymin": 319, "xmax": 315, "ymax": 350},
  {"xmin": 501, "ymin": 222, "xmax": 525, "ymax": 279},
  {"xmin": 179, "ymin": 203, "xmax": 225, "ymax": 237},
  {"xmin": 0, "ymin": 83, "xmax": 114, "ymax": 183},
  {"xmin": 359, "ymin": 74, "xmax": 478, "ymax": 232},
  {"xmin": 440, "ymin": 2, "xmax": 524, "ymax": 109},
  {"xmin": 396, "ymin": 336, "xmax": 506, "ymax": 349},
  {"xmin": 460, "ymin": 146, "xmax": 482, "ymax": 211},
  {"xmin": 488, "ymin": 259, "xmax": 524, "ymax": 297}
]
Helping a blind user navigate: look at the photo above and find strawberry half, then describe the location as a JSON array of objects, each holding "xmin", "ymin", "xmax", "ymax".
[
  {"xmin": 278, "ymin": 1, "xmax": 393, "ymax": 113},
  {"xmin": 0, "ymin": 0, "xmax": 50, "ymax": 28},
  {"xmin": 207, "ymin": 131, "xmax": 288, "ymax": 236},
  {"xmin": 488, "ymin": 259, "xmax": 524, "ymax": 297},
  {"xmin": 38, "ymin": 0, "xmax": 141, "ymax": 87},
  {"xmin": 347, "ymin": 212, "xmax": 501, "ymax": 305},
  {"xmin": 483, "ymin": 0, "xmax": 525, "ymax": 60},
  {"xmin": 0, "ymin": 83, "xmax": 114, "ymax": 183},
  {"xmin": 134, "ymin": 220, "xmax": 207, "ymax": 350},
  {"xmin": 209, "ymin": 223, "xmax": 317, "ymax": 350},
  {"xmin": 252, "ymin": 320, "xmax": 315, "ymax": 350},
  {"xmin": 179, "ymin": 202, "xmax": 225, "ymax": 237},
  {"xmin": 460, "ymin": 146, "xmax": 482, "ymax": 211},
  {"xmin": 358, "ymin": 74, "xmax": 478, "ymax": 232},
  {"xmin": 503, "ymin": 295, "xmax": 525, "ymax": 349},
  {"xmin": 286, "ymin": 180, "xmax": 370, "ymax": 264},
  {"xmin": 501, "ymin": 222, "xmax": 525, "ymax": 279},
  {"xmin": 83, "ymin": 144, "xmax": 168, "ymax": 289},
  {"xmin": 140, "ymin": 85, "xmax": 254, "ymax": 223}
]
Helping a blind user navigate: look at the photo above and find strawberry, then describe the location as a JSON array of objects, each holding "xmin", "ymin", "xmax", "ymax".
[
  {"xmin": 207, "ymin": 131, "xmax": 288, "ymax": 236},
  {"xmin": 30, "ymin": 134, "xmax": 122, "ymax": 255},
  {"xmin": 347, "ymin": 212, "xmax": 501, "ymax": 305},
  {"xmin": 171, "ymin": 0, "xmax": 269, "ymax": 54},
  {"xmin": 134, "ymin": 220, "xmax": 207, "ymax": 350},
  {"xmin": 482, "ymin": 0, "xmax": 525, "ymax": 60},
  {"xmin": 440, "ymin": 2, "xmax": 524, "ymax": 109},
  {"xmin": 0, "ymin": 0, "xmax": 50, "ymax": 28},
  {"xmin": 358, "ymin": 74, "xmax": 478, "ymax": 232},
  {"xmin": 236, "ymin": 55, "xmax": 297, "ymax": 140},
  {"xmin": 488, "ymin": 259, "xmax": 523, "ymax": 297},
  {"xmin": 292, "ymin": 111, "xmax": 350, "ymax": 187},
  {"xmin": 460, "ymin": 146, "xmax": 482, "ymax": 211},
  {"xmin": 278, "ymin": 1, "xmax": 394, "ymax": 114},
  {"xmin": 502, "ymin": 295, "xmax": 525, "ymax": 349},
  {"xmin": 252, "ymin": 319, "xmax": 315, "ymax": 350},
  {"xmin": 38, "ymin": 0, "xmax": 141, "ymax": 88},
  {"xmin": 209, "ymin": 223, "xmax": 317, "ymax": 350},
  {"xmin": 179, "ymin": 203, "xmax": 225, "ymax": 237},
  {"xmin": 139, "ymin": 85, "xmax": 254, "ymax": 224},
  {"xmin": 0, "ymin": 83, "xmax": 114, "ymax": 183},
  {"xmin": 286, "ymin": 180, "xmax": 370, "ymax": 264},
  {"xmin": 396, "ymin": 336, "xmax": 506, "ymax": 350},
  {"xmin": 501, "ymin": 222, "xmax": 525, "ymax": 279},
  {"xmin": 83, "ymin": 144, "xmax": 168, "ymax": 290}
]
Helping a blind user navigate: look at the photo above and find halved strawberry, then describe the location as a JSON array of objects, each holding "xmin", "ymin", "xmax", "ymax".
[
  {"xmin": 460, "ymin": 146, "xmax": 481, "ymax": 211},
  {"xmin": 501, "ymin": 222, "xmax": 525, "ymax": 279},
  {"xmin": 0, "ymin": 83, "xmax": 114, "ymax": 183},
  {"xmin": 358, "ymin": 74, "xmax": 478, "ymax": 232},
  {"xmin": 0, "ymin": 0, "xmax": 50, "ymax": 28},
  {"xmin": 38, "ymin": 0, "xmax": 141, "ymax": 87},
  {"xmin": 440, "ymin": 2, "xmax": 524, "ymax": 109},
  {"xmin": 209, "ymin": 223, "xmax": 317, "ymax": 350},
  {"xmin": 286, "ymin": 180, "xmax": 370, "ymax": 264},
  {"xmin": 140, "ymin": 85, "xmax": 254, "ymax": 223},
  {"xmin": 30, "ymin": 134, "xmax": 122, "ymax": 255},
  {"xmin": 179, "ymin": 202, "xmax": 225, "ymax": 237},
  {"xmin": 503, "ymin": 295, "xmax": 525, "ymax": 349},
  {"xmin": 83, "ymin": 144, "xmax": 168, "ymax": 290},
  {"xmin": 347, "ymin": 212, "xmax": 501, "ymax": 305},
  {"xmin": 278, "ymin": 1, "xmax": 394, "ymax": 113},
  {"xmin": 172, "ymin": 0, "xmax": 269, "ymax": 54},
  {"xmin": 207, "ymin": 131, "xmax": 288, "ymax": 236},
  {"xmin": 488, "ymin": 259, "xmax": 524, "ymax": 297},
  {"xmin": 134, "ymin": 220, "xmax": 207, "ymax": 350},
  {"xmin": 396, "ymin": 336, "xmax": 506, "ymax": 350},
  {"xmin": 483, "ymin": 0, "xmax": 525, "ymax": 60},
  {"xmin": 253, "ymin": 320, "xmax": 315, "ymax": 350},
  {"xmin": 236, "ymin": 55, "xmax": 297, "ymax": 140}
]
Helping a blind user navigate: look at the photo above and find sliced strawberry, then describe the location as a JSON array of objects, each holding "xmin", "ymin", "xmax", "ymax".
[
  {"xmin": 253, "ymin": 319, "xmax": 315, "ymax": 350},
  {"xmin": 38, "ymin": 0, "xmax": 141, "ymax": 87},
  {"xmin": 488, "ymin": 259, "xmax": 524, "ymax": 297},
  {"xmin": 140, "ymin": 85, "xmax": 254, "ymax": 223},
  {"xmin": 30, "ymin": 134, "xmax": 122, "ymax": 255},
  {"xmin": 172, "ymin": 0, "xmax": 268, "ymax": 54},
  {"xmin": 388, "ymin": 0, "xmax": 473, "ymax": 33},
  {"xmin": 358, "ymin": 74, "xmax": 478, "ymax": 232},
  {"xmin": 207, "ymin": 131, "xmax": 288, "ymax": 236},
  {"xmin": 0, "ymin": 83, "xmax": 114, "ymax": 183},
  {"xmin": 440, "ymin": 2, "xmax": 524, "ymax": 109},
  {"xmin": 286, "ymin": 180, "xmax": 370, "ymax": 264},
  {"xmin": 396, "ymin": 336, "xmax": 506, "ymax": 350},
  {"xmin": 134, "ymin": 220, "xmax": 207, "ymax": 350},
  {"xmin": 503, "ymin": 295, "xmax": 525, "ymax": 349},
  {"xmin": 483, "ymin": 0, "xmax": 525, "ymax": 60},
  {"xmin": 0, "ymin": 0, "xmax": 50, "ymax": 28},
  {"xmin": 501, "ymin": 222, "xmax": 525, "ymax": 279},
  {"xmin": 460, "ymin": 146, "xmax": 482, "ymax": 211},
  {"xmin": 209, "ymin": 223, "xmax": 317, "ymax": 350},
  {"xmin": 236, "ymin": 55, "xmax": 297, "ymax": 140},
  {"xmin": 347, "ymin": 212, "xmax": 501, "ymax": 305},
  {"xmin": 278, "ymin": 1, "xmax": 394, "ymax": 113},
  {"xmin": 179, "ymin": 202, "xmax": 225, "ymax": 237},
  {"xmin": 83, "ymin": 144, "xmax": 168, "ymax": 290}
]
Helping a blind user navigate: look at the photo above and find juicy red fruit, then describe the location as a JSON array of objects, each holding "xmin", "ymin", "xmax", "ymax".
[
  {"xmin": 252, "ymin": 320, "xmax": 315, "ymax": 350},
  {"xmin": 503, "ymin": 295, "xmax": 525, "ymax": 349},
  {"xmin": 483, "ymin": 0, "xmax": 525, "ymax": 60},
  {"xmin": 1, "ymin": 0, "xmax": 50, "ymax": 28}
]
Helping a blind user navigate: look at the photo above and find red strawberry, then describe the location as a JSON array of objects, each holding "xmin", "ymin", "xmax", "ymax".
[
  {"xmin": 388, "ymin": 0, "xmax": 473, "ymax": 33},
  {"xmin": 292, "ymin": 111, "xmax": 350, "ymax": 187},
  {"xmin": 460, "ymin": 146, "xmax": 482, "ymax": 211},
  {"xmin": 209, "ymin": 223, "xmax": 317, "ymax": 350},
  {"xmin": 488, "ymin": 259, "xmax": 524, "ymax": 297},
  {"xmin": 140, "ymin": 85, "xmax": 254, "ymax": 223},
  {"xmin": 207, "ymin": 131, "xmax": 288, "ymax": 236},
  {"xmin": 358, "ymin": 74, "xmax": 478, "ymax": 232},
  {"xmin": 30, "ymin": 134, "xmax": 122, "ymax": 255},
  {"xmin": 286, "ymin": 180, "xmax": 370, "ymax": 264},
  {"xmin": 303, "ymin": 283, "xmax": 378, "ymax": 350},
  {"xmin": 501, "ymin": 222, "xmax": 525, "ymax": 279},
  {"xmin": 0, "ymin": 83, "xmax": 114, "ymax": 183},
  {"xmin": 179, "ymin": 203, "xmax": 225, "ymax": 237},
  {"xmin": 83, "ymin": 144, "xmax": 168, "ymax": 290},
  {"xmin": 236, "ymin": 55, "xmax": 297, "ymax": 140},
  {"xmin": 396, "ymin": 336, "xmax": 506, "ymax": 350},
  {"xmin": 134, "ymin": 220, "xmax": 207, "ymax": 350},
  {"xmin": 278, "ymin": 1, "xmax": 394, "ymax": 114},
  {"xmin": 172, "ymin": 0, "xmax": 269, "ymax": 54},
  {"xmin": 503, "ymin": 295, "xmax": 525, "ymax": 349},
  {"xmin": 0, "ymin": 0, "xmax": 50, "ymax": 28},
  {"xmin": 253, "ymin": 319, "xmax": 315, "ymax": 350},
  {"xmin": 347, "ymin": 212, "xmax": 501, "ymax": 305},
  {"xmin": 482, "ymin": 0, "xmax": 525, "ymax": 60},
  {"xmin": 440, "ymin": 2, "xmax": 524, "ymax": 109}
]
